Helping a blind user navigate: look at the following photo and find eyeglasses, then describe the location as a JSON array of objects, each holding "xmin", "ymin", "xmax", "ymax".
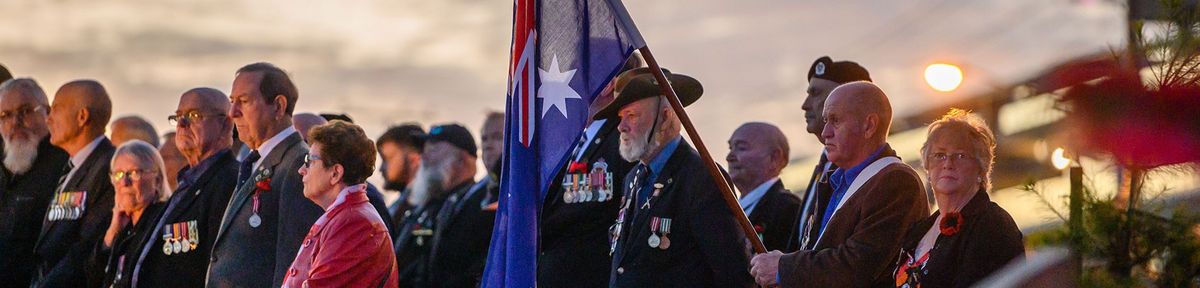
[
  {"xmin": 110, "ymin": 169, "xmax": 158, "ymax": 183},
  {"xmin": 168, "ymin": 111, "xmax": 226, "ymax": 127},
  {"xmin": 929, "ymin": 152, "xmax": 974, "ymax": 164},
  {"xmin": 0, "ymin": 105, "xmax": 47, "ymax": 123},
  {"xmin": 304, "ymin": 153, "xmax": 323, "ymax": 168}
]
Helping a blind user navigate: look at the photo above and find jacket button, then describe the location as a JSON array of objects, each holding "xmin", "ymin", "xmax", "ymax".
[
  {"xmin": 617, "ymin": 267, "xmax": 624, "ymax": 274},
  {"xmin": 210, "ymin": 256, "xmax": 218, "ymax": 263}
]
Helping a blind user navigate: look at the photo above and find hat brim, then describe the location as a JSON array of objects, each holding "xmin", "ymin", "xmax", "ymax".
[{"xmin": 594, "ymin": 72, "xmax": 702, "ymax": 121}]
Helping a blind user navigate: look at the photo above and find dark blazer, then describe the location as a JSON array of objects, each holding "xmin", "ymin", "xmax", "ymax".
[
  {"xmin": 32, "ymin": 138, "xmax": 116, "ymax": 288},
  {"xmin": 893, "ymin": 191, "xmax": 1024, "ymax": 288},
  {"xmin": 135, "ymin": 151, "xmax": 237, "ymax": 288},
  {"xmin": 428, "ymin": 180, "xmax": 491, "ymax": 288},
  {"xmin": 538, "ymin": 119, "xmax": 633, "ymax": 288},
  {"xmin": 0, "ymin": 137, "xmax": 68, "ymax": 288},
  {"xmin": 365, "ymin": 183, "xmax": 396, "ymax": 240},
  {"xmin": 778, "ymin": 146, "xmax": 930, "ymax": 288},
  {"xmin": 785, "ymin": 152, "xmax": 831, "ymax": 252},
  {"xmin": 746, "ymin": 180, "xmax": 801, "ymax": 252},
  {"xmin": 87, "ymin": 203, "xmax": 165, "ymax": 288},
  {"xmin": 207, "ymin": 132, "xmax": 323, "ymax": 288},
  {"xmin": 393, "ymin": 195, "xmax": 448, "ymax": 288},
  {"xmin": 609, "ymin": 141, "xmax": 754, "ymax": 288}
]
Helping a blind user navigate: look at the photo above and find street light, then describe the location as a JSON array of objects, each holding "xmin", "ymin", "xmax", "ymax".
[{"xmin": 925, "ymin": 63, "xmax": 964, "ymax": 92}]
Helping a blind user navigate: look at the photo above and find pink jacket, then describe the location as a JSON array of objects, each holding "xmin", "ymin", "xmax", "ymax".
[{"xmin": 283, "ymin": 187, "xmax": 398, "ymax": 288}]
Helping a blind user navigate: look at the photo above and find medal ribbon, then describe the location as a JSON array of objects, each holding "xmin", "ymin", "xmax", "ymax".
[{"xmin": 650, "ymin": 217, "xmax": 660, "ymax": 234}]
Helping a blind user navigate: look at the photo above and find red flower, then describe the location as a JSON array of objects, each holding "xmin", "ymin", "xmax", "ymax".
[
  {"xmin": 256, "ymin": 178, "xmax": 272, "ymax": 192},
  {"xmin": 939, "ymin": 212, "xmax": 963, "ymax": 236},
  {"xmin": 567, "ymin": 161, "xmax": 587, "ymax": 173},
  {"xmin": 753, "ymin": 224, "xmax": 765, "ymax": 233}
]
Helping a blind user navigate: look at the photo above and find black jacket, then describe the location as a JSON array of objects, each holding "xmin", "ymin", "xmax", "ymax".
[
  {"xmin": 893, "ymin": 191, "xmax": 1024, "ymax": 288},
  {"xmin": 746, "ymin": 180, "xmax": 801, "ymax": 252},
  {"xmin": 207, "ymin": 132, "xmax": 323, "ymax": 287},
  {"xmin": 609, "ymin": 141, "xmax": 754, "ymax": 288},
  {"xmin": 393, "ymin": 193, "xmax": 450, "ymax": 288},
  {"xmin": 134, "ymin": 151, "xmax": 238, "ymax": 288},
  {"xmin": 87, "ymin": 203, "xmax": 165, "ymax": 288},
  {"xmin": 0, "ymin": 137, "xmax": 68, "ymax": 288},
  {"xmin": 32, "ymin": 138, "xmax": 116, "ymax": 288},
  {"xmin": 538, "ymin": 119, "xmax": 633, "ymax": 288},
  {"xmin": 428, "ymin": 179, "xmax": 493, "ymax": 288}
]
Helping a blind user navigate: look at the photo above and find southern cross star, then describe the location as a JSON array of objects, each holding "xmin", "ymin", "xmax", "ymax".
[{"xmin": 537, "ymin": 54, "xmax": 582, "ymax": 119}]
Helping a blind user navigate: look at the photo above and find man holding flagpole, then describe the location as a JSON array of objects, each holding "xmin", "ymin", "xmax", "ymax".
[{"xmin": 602, "ymin": 68, "xmax": 753, "ymax": 288}]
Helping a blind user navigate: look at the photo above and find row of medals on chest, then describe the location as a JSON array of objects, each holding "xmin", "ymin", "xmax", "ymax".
[
  {"xmin": 611, "ymin": 178, "xmax": 674, "ymax": 252},
  {"xmin": 163, "ymin": 220, "xmax": 199, "ymax": 255}
]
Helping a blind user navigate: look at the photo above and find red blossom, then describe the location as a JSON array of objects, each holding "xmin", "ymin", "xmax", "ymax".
[{"xmin": 256, "ymin": 178, "xmax": 272, "ymax": 192}]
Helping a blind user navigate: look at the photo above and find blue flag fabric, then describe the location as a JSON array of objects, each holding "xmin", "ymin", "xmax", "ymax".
[{"xmin": 482, "ymin": 0, "xmax": 645, "ymax": 286}]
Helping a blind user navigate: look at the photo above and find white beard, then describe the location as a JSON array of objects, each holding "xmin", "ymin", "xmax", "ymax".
[
  {"xmin": 407, "ymin": 156, "xmax": 456, "ymax": 207},
  {"xmin": 3, "ymin": 135, "xmax": 40, "ymax": 175},
  {"xmin": 620, "ymin": 129, "xmax": 662, "ymax": 162}
]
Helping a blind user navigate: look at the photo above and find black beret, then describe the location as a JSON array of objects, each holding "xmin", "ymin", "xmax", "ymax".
[
  {"xmin": 807, "ymin": 56, "xmax": 872, "ymax": 84},
  {"xmin": 594, "ymin": 67, "xmax": 702, "ymax": 120}
]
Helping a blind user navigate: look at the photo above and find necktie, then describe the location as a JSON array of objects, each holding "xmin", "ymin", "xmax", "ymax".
[
  {"xmin": 631, "ymin": 165, "xmax": 651, "ymax": 212},
  {"xmin": 56, "ymin": 161, "xmax": 75, "ymax": 192},
  {"xmin": 237, "ymin": 150, "xmax": 261, "ymax": 190}
]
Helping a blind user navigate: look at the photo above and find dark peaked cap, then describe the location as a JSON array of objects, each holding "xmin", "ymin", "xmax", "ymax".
[{"xmin": 594, "ymin": 67, "xmax": 703, "ymax": 120}]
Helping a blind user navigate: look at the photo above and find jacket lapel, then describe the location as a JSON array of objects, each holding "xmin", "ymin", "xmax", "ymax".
[
  {"xmin": 214, "ymin": 132, "xmax": 303, "ymax": 247},
  {"xmin": 616, "ymin": 141, "xmax": 689, "ymax": 263},
  {"xmin": 164, "ymin": 152, "xmax": 235, "ymax": 224},
  {"xmin": 38, "ymin": 139, "xmax": 113, "ymax": 241}
]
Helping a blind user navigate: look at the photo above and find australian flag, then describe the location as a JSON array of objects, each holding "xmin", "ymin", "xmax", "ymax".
[{"xmin": 482, "ymin": 0, "xmax": 645, "ymax": 286}]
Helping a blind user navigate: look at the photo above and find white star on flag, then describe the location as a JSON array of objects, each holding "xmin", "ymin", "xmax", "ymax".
[{"xmin": 537, "ymin": 55, "xmax": 582, "ymax": 119}]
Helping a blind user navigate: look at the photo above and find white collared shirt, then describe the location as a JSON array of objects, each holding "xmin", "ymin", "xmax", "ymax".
[
  {"xmin": 251, "ymin": 126, "xmax": 298, "ymax": 172},
  {"xmin": 739, "ymin": 177, "xmax": 780, "ymax": 215},
  {"xmin": 60, "ymin": 136, "xmax": 106, "ymax": 191}
]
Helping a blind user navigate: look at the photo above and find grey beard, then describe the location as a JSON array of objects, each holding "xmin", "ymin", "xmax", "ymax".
[
  {"xmin": 3, "ymin": 136, "xmax": 40, "ymax": 174},
  {"xmin": 408, "ymin": 158, "xmax": 456, "ymax": 207}
]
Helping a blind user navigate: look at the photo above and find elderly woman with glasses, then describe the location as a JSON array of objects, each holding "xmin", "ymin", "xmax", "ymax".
[
  {"xmin": 87, "ymin": 140, "xmax": 172, "ymax": 287},
  {"xmin": 892, "ymin": 109, "xmax": 1024, "ymax": 288}
]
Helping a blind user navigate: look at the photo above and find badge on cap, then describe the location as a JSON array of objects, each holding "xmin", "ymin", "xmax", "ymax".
[{"xmin": 815, "ymin": 62, "xmax": 826, "ymax": 76}]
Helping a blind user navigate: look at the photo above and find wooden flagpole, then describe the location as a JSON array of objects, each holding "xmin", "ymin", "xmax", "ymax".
[{"xmin": 637, "ymin": 47, "xmax": 767, "ymax": 254}]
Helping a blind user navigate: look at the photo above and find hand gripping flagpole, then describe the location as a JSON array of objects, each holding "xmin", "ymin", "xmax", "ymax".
[{"xmin": 637, "ymin": 47, "xmax": 767, "ymax": 254}]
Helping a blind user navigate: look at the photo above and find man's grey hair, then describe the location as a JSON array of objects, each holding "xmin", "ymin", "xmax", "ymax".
[{"xmin": 0, "ymin": 78, "xmax": 50, "ymax": 107}]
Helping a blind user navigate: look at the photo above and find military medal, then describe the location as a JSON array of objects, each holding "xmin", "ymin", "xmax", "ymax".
[
  {"xmin": 249, "ymin": 190, "xmax": 263, "ymax": 228},
  {"xmin": 180, "ymin": 224, "xmax": 191, "ymax": 253},
  {"xmin": 172, "ymin": 223, "xmax": 183, "ymax": 253},
  {"xmin": 659, "ymin": 218, "xmax": 672, "ymax": 250},
  {"xmin": 188, "ymin": 220, "xmax": 199, "ymax": 248},
  {"xmin": 163, "ymin": 225, "xmax": 174, "ymax": 255},
  {"xmin": 648, "ymin": 217, "xmax": 662, "ymax": 248}
]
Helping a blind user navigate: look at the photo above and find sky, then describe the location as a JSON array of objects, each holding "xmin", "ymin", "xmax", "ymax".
[{"xmin": 0, "ymin": 0, "xmax": 1127, "ymax": 165}]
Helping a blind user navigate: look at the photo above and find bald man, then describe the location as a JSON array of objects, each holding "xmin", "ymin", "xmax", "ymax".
[
  {"xmin": 110, "ymin": 115, "xmax": 159, "ymax": 147},
  {"xmin": 727, "ymin": 122, "xmax": 800, "ymax": 252},
  {"xmin": 129, "ymin": 87, "xmax": 239, "ymax": 287},
  {"xmin": 291, "ymin": 112, "xmax": 326, "ymax": 143},
  {"xmin": 749, "ymin": 82, "xmax": 928, "ymax": 287},
  {"xmin": 0, "ymin": 78, "xmax": 70, "ymax": 287},
  {"xmin": 33, "ymin": 80, "xmax": 118, "ymax": 287}
]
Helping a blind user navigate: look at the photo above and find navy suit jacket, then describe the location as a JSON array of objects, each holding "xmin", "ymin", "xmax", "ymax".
[
  {"xmin": 608, "ymin": 141, "xmax": 753, "ymax": 288},
  {"xmin": 32, "ymin": 138, "xmax": 116, "ymax": 288}
]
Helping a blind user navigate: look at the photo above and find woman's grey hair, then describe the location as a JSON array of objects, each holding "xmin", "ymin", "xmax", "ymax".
[
  {"xmin": 920, "ymin": 108, "xmax": 997, "ymax": 191},
  {"xmin": 111, "ymin": 140, "xmax": 173, "ymax": 202}
]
